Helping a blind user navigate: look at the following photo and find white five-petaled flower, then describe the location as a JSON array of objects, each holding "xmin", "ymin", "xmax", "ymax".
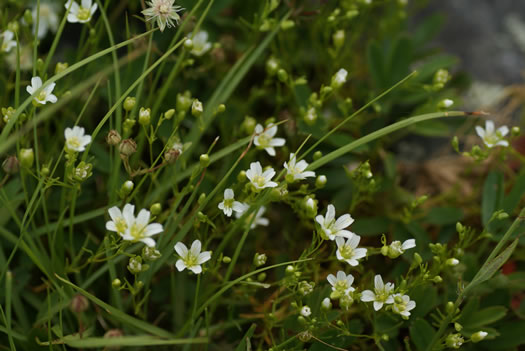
[
  {"xmin": 284, "ymin": 153, "xmax": 316, "ymax": 182},
  {"xmin": 218, "ymin": 188, "xmax": 244, "ymax": 217},
  {"xmin": 331, "ymin": 68, "xmax": 348, "ymax": 88},
  {"xmin": 327, "ymin": 271, "xmax": 355, "ymax": 297},
  {"xmin": 32, "ymin": 1, "xmax": 59, "ymax": 39},
  {"xmin": 475, "ymin": 120, "xmax": 509, "ymax": 148},
  {"xmin": 316, "ymin": 204, "xmax": 354, "ymax": 240},
  {"xmin": 300, "ymin": 306, "xmax": 312, "ymax": 317},
  {"xmin": 361, "ymin": 274, "xmax": 395, "ymax": 311},
  {"xmin": 190, "ymin": 30, "xmax": 212, "ymax": 56},
  {"xmin": 235, "ymin": 204, "xmax": 270, "ymax": 229},
  {"xmin": 64, "ymin": 126, "xmax": 92, "ymax": 152},
  {"xmin": 106, "ymin": 204, "xmax": 164, "ymax": 247},
  {"xmin": 174, "ymin": 240, "xmax": 211, "ymax": 274},
  {"xmin": 1, "ymin": 30, "xmax": 16, "ymax": 53},
  {"xmin": 391, "ymin": 294, "xmax": 416, "ymax": 319},
  {"xmin": 385, "ymin": 239, "xmax": 416, "ymax": 259},
  {"xmin": 26, "ymin": 76, "xmax": 57, "ymax": 105},
  {"xmin": 246, "ymin": 161, "xmax": 278, "ymax": 191},
  {"xmin": 253, "ymin": 124, "xmax": 286, "ymax": 156},
  {"xmin": 335, "ymin": 235, "xmax": 367, "ymax": 266},
  {"xmin": 142, "ymin": 0, "xmax": 184, "ymax": 32},
  {"xmin": 65, "ymin": 0, "xmax": 98, "ymax": 23}
]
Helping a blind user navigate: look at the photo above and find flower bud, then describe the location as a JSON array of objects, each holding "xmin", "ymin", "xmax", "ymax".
[
  {"xmin": 445, "ymin": 333, "xmax": 464, "ymax": 349},
  {"xmin": 127, "ymin": 256, "xmax": 143, "ymax": 274},
  {"xmin": 123, "ymin": 118, "xmax": 136, "ymax": 133},
  {"xmin": 471, "ymin": 331, "xmax": 488, "ymax": 343},
  {"xmin": 257, "ymin": 273, "xmax": 266, "ymax": 282},
  {"xmin": 280, "ymin": 19, "xmax": 295, "ymax": 30},
  {"xmin": 331, "ymin": 68, "xmax": 348, "ymax": 89},
  {"xmin": 55, "ymin": 62, "xmax": 69, "ymax": 75},
  {"xmin": 138, "ymin": 107, "xmax": 151, "ymax": 126},
  {"xmin": 198, "ymin": 193, "xmax": 206, "ymax": 205},
  {"xmin": 119, "ymin": 139, "xmax": 137, "ymax": 158},
  {"xmin": 73, "ymin": 161, "xmax": 92, "ymax": 182},
  {"xmin": 23, "ymin": 9, "xmax": 33, "ymax": 25},
  {"xmin": 191, "ymin": 99, "xmax": 203, "ymax": 117},
  {"xmin": 497, "ymin": 212, "xmax": 509, "ymax": 220},
  {"xmin": 112, "ymin": 279, "xmax": 121, "ymax": 288},
  {"xmin": 150, "ymin": 203, "xmax": 162, "ymax": 215},
  {"xmin": 237, "ymin": 170, "xmax": 246, "ymax": 182},
  {"xmin": 164, "ymin": 108, "xmax": 175, "ymax": 120},
  {"xmin": 446, "ymin": 258, "xmax": 459, "ymax": 266},
  {"xmin": 106, "ymin": 129, "xmax": 121, "ymax": 145},
  {"xmin": 333, "ymin": 29, "xmax": 345, "ymax": 49},
  {"xmin": 446, "ymin": 301, "xmax": 455, "ymax": 314},
  {"xmin": 222, "ymin": 256, "xmax": 231, "ymax": 263},
  {"xmin": 142, "ymin": 246, "xmax": 161, "ymax": 261},
  {"xmin": 266, "ymin": 57, "xmax": 279, "ymax": 76},
  {"xmin": 511, "ymin": 126, "xmax": 520, "ymax": 136},
  {"xmin": 454, "ymin": 322, "xmax": 462, "ymax": 332},
  {"xmin": 413, "ymin": 252, "xmax": 423, "ymax": 265},
  {"xmin": 298, "ymin": 281, "xmax": 314, "ymax": 296},
  {"xmin": 285, "ymin": 265, "xmax": 295, "ymax": 274},
  {"xmin": 438, "ymin": 98, "xmax": 454, "ymax": 109},
  {"xmin": 184, "ymin": 38, "xmax": 193, "ymax": 49},
  {"xmin": 315, "ymin": 175, "xmax": 327, "ymax": 188},
  {"xmin": 303, "ymin": 107, "xmax": 317, "ymax": 125},
  {"xmin": 313, "ymin": 151, "xmax": 322, "ymax": 160},
  {"xmin": 19, "ymin": 148, "xmax": 34, "ymax": 168},
  {"xmin": 304, "ymin": 197, "xmax": 317, "ymax": 217},
  {"xmin": 321, "ymin": 297, "xmax": 332, "ymax": 310},
  {"xmin": 253, "ymin": 253, "xmax": 267, "ymax": 267},
  {"xmin": 36, "ymin": 58, "xmax": 44, "ymax": 74},
  {"xmin": 2, "ymin": 107, "xmax": 15, "ymax": 124},
  {"xmin": 242, "ymin": 116, "xmax": 257, "ymax": 135},
  {"xmin": 123, "ymin": 97, "xmax": 136, "ymax": 111},
  {"xmin": 176, "ymin": 91, "xmax": 193, "ymax": 112},
  {"xmin": 2, "ymin": 156, "xmax": 19, "ymax": 174},
  {"xmin": 41, "ymin": 167, "xmax": 50, "ymax": 176},
  {"xmin": 451, "ymin": 136, "xmax": 459, "ymax": 152},
  {"xmin": 433, "ymin": 275, "xmax": 443, "ymax": 283},
  {"xmin": 120, "ymin": 180, "xmax": 134, "ymax": 196},
  {"xmin": 300, "ymin": 305, "xmax": 312, "ymax": 317},
  {"xmin": 277, "ymin": 68, "xmax": 288, "ymax": 82},
  {"xmin": 199, "ymin": 153, "xmax": 210, "ymax": 168},
  {"xmin": 70, "ymin": 294, "xmax": 89, "ymax": 313}
]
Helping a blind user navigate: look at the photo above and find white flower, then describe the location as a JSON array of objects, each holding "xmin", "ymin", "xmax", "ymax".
[
  {"xmin": 321, "ymin": 297, "xmax": 332, "ymax": 310},
  {"xmin": 392, "ymin": 294, "xmax": 416, "ymax": 319},
  {"xmin": 190, "ymin": 30, "xmax": 212, "ymax": 56},
  {"xmin": 475, "ymin": 120, "xmax": 509, "ymax": 148},
  {"xmin": 446, "ymin": 258, "xmax": 460, "ymax": 266},
  {"xmin": 284, "ymin": 153, "xmax": 315, "ymax": 182},
  {"xmin": 439, "ymin": 98, "xmax": 454, "ymax": 108},
  {"xmin": 331, "ymin": 68, "xmax": 348, "ymax": 88},
  {"xmin": 384, "ymin": 239, "xmax": 416, "ymax": 259},
  {"xmin": 174, "ymin": 240, "xmax": 211, "ymax": 274},
  {"xmin": 335, "ymin": 235, "xmax": 367, "ymax": 266},
  {"xmin": 327, "ymin": 271, "xmax": 355, "ymax": 296},
  {"xmin": 142, "ymin": 0, "xmax": 184, "ymax": 32},
  {"xmin": 106, "ymin": 204, "xmax": 163, "ymax": 247},
  {"xmin": 218, "ymin": 188, "xmax": 244, "ymax": 217},
  {"xmin": 360, "ymin": 274, "xmax": 395, "ymax": 311},
  {"xmin": 26, "ymin": 77, "xmax": 57, "ymax": 105},
  {"xmin": 64, "ymin": 126, "xmax": 92, "ymax": 152},
  {"xmin": 245, "ymin": 161, "xmax": 278, "ymax": 191},
  {"xmin": 235, "ymin": 204, "xmax": 270, "ymax": 229},
  {"xmin": 1, "ymin": 30, "xmax": 16, "ymax": 53},
  {"xmin": 300, "ymin": 306, "xmax": 311, "ymax": 317},
  {"xmin": 253, "ymin": 124, "xmax": 286, "ymax": 156},
  {"xmin": 32, "ymin": 1, "xmax": 59, "ymax": 39},
  {"xmin": 471, "ymin": 331, "xmax": 488, "ymax": 343},
  {"xmin": 315, "ymin": 204, "xmax": 354, "ymax": 240},
  {"xmin": 65, "ymin": 0, "xmax": 98, "ymax": 23}
]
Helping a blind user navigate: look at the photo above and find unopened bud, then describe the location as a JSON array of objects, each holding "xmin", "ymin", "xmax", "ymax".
[
  {"xmin": 333, "ymin": 29, "xmax": 345, "ymax": 49},
  {"xmin": 285, "ymin": 265, "xmax": 295, "ymax": 274},
  {"xmin": 19, "ymin": 148, "xmax": 34, "ymax": 168},
  {"xmin": 497, "ymin": 212, "xmax": 509, "ymax": 220},
  {"xmin": 150, "ymin": 203, "xmax": 162, "ymax": 215},
  {"xmin": 454, "ymin": 323, "xmax": 462, "ymax": 332},
  {"xmin": 315, "ymin": 175, "xmax": 327, "ymax": 188},
  {"xmin": 266, "ymin": 57, "xmax": 279, "ymax": 76},
  {"xmin": 313, "ymin": 151, "xmax": 322, "ymax": 160},
  {"xmin": 138, "ymin": 107, "xmax": 151, "ymax": 125},
  {"xmin": 164, "ymin": 109, "xmax": 175, "ymax": 120},
  {"xmin": 184, "ymin": 38, "xmax": 193, "ymax": 49},
  {"xmin": 438, "ymin": 98, "xmax": 454, "ymax": 109},
  {"xmin": 191, "ymin": 99, "xmax": 203, "ymax": 117},
  {"xmin": 277, "ymin": 68, "xmax": 288, "ymax": 82},
  {"xmin": 222, "ymin": 256, "xmax": 231, "ymax": 263},
  {"xmin": 55, "ymin": 62, "xmax": 68, "ymax": 74},
  {"xmin": 120, "ymin": 180, "xmax": 134, "ymax": 196},
  {"xmin": 142, "ymin": 246, "xmax": 161, "ymax": 261},
  {"xmin": 123, "ymin": 97, "xmax": 136, "ymax": 111},
  {"xmin": 112, "ymin": 279, "xmax": 121, "ymax": 288},
  {"xmin": 127, "ymin": 256, "xmax": 143, "ymax": 274},
  {"xmin": 253, "ymin": 253, "xmax": 267, "ymax": 267},
  {"xmin": 511, "ymin": 126, "xmax": 520, "ymax": 136},
  {"xmin": 471, "ymin": 331, "xmax": 488, "ymax": 343},
  {"xmin": 321, "ymin": 297, "xmax": 332, "ymax": 310},
  {"xmin": 257, "ymin": 273, "xmax": 267, "ymax": 282},
  {"xmin": 446, "ymin": 258, "xmax": 459, "ymax": 266},
  {"xmin": 413, "ymin": 253, "xmax": 423, "ymax": 265},
  {"xmin": 433, "ymin": 275, "xmax": 443, "ymax": 283},
  {"xmin": 446, "ymin": 301, "xmax": 455, "ymax": 314},
  {"xmin": 23, "ymin": 9, "xmax": 33, "ymax": 25},
  {"xmin": 199, "ymin": 154, "xmax": 210, "ymax": 168}
]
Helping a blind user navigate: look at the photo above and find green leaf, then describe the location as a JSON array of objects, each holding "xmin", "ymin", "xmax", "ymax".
[
  {"xmin": 426, "ymin": 207, "xmax": 464, "ymax": 226},
  {"xmin": 367, "ymin": 40, "xmax": 386, "ymax": 89},
  {"xmin": 352, "ymin": 216, "xmax": 391, "ymax": 236},
  {"xmin": 502, "ymin": 172, "xmax": 525, "ymax": 213},
  {"xmin": 482, "ymin": 171, "xmax": 504, "ymax": 226},
  {"xmin": 409, "ymin": 318, "xmax": 435, "ymax": 351},
  {"xmin": 38, "ymin": 335, "xmax": 207, "ymax": 348},
  {"xmin": 459, "ymin": 306, "xmax": 507, "ymax": 329},
  {"xmin": 481, "ymin": 320, "xmax": 525, "ymax": 349},
  {"xmin": 235, "ymin": 324, "xmax": 256, "ymax": 351},
  {"xmin": 470, "ymin": 239, "xmax": 519, "ymax": 288},
  {"xmin": 388, "ymin": 36, "xmax": 413, "ymax": 86}
]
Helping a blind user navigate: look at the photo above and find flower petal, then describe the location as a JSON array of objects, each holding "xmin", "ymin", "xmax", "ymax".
[
  {"xmin": 374, "ymin": 275, "xmax": 384, "ymax": 290},
  {"xmin": 175, "ymin": 259, "xmax": 186, "ymax": 271},
  {"xmin": 174, "ymin": 242, "xmax": 188, "ymax": 258},
  {"xmin": 360, "ymin": 290, "xmax": 375, "ymax": 302}
]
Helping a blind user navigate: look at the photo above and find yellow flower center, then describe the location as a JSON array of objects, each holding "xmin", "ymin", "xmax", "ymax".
[
  {"xmin": 334, "ymin": 280, "xmax": 348, "ymax": 292},
  {"xmin": 67, "ymin": 136, "xmax": 81, "ymax": 149},
  {"xmin": 115, "ymin": 218, "xmax": 127, "ymax": 234},
  {"xmin": 257, "ymin": 133, "xmax": 271, "ymax": 148},
  {"xmin": 37, "ymin": 91, "xmax": 47, "ymax": 102},
  {"xmin": 183, "ymin": 253, "xmax": 198, "ymax": 267},
  {"xmin": 339, "ymin": 244, "xmax": 354, "ymax": 259},
  {"xmin": 129, "ymin": 222, "xmax": 146, "ymax": 240},
  {"xmin": 253, "ymin": 175, "xmax": 266, "ymax": 187},
  {"xmin": 223, "ymin": 198, "xmax": 234, "ymax": 208},
  {"xmin": 77, "ymin": 7, "xmax": 91, "ymax": 21}
]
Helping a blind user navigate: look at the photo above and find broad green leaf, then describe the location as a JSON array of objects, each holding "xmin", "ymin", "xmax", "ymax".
[
  {"xmin": 38, "ymin": 335, "xmax": 207, "ymax": 347},
  {"xmin": 426, "ymin": 207, "xmax": 464, "ymax": 226},
  {"xmin": 481, "ymin": 320, "xmax": 525, "ymax": 349},
  {"xmin": 502, "ymin": 172, "xmax": 525, "ymax": 213},
  {"xmin": 459, "ymin": 306, "xmax": 507, "ymax": 329},
  {"xmin": 352, "ymin": 216, "xmax": 391, "ymax": 236},
  {"xmin": 482, "ymin": 171, "xmax": 504, "ymax": 226},
  {"xmin": 367, "ymin": 40, "xmax": 386, "ymax": 89},
  {"xmin": 409, "ymin": 318, "xmax": 435, "ymax": 351}
]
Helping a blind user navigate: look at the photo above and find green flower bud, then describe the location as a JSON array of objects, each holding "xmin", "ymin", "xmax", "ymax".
[
  {"xmin": 451, "ymin": 136, "xmax": 459, "ymax": 152},
  {"xmin": 191, "ymin": 99, "xmax": 203, "ymax": 117},
  {"xmin": 315, "ymin": 175, "xmax": 327, "ymax": 188},
  {"xmin": 313, "ymin": 151, "xmax": 322, "ymax": 161},
  {"xmin": 253, "ymin": 253, "xmax": 267, "ymax": 267},
  {"xmin": 138, "ymin": 107, "xmax": 151, "ymax": 126},
  {"xmin": 471, "ymin": 331, "xmax": 488, "ymax": 343},
  {"xmin": 445, "ymin": 333, "xmax": 464, "ymax": 349},
  {"xmin": 446, "ymin": 301, "xmax": 455, "ymax": 314},
  {"xmin": 23, "ymin": 9, "xmax": 33, "ymax": 25},
  {"xmin": 304, "ymin": 197, "xmax": 317, "ymax": 218},
  {"xmin": 433, "ymin": 275, "xmax": 443, "ymax": 283},
  {"xmin": 184, "ymin": 38, "xmax": 193, "ymax": 50},
  {"xmin": 120, "ymin": 180, "xmax": 134, "ymax": 197},
  {"xmin": 55, "ymin": 62, "xmax": 69, "ymax": 75},
  {"xmin": 123, "ymin": 96, "xmax": 136, "ymax": 111},
  {"xmin": 280, "ymin": 19, "xmax": 295, "ymax": 30},
  {"xmin": 497, "ymin": 212, "xmax": 509, "ymax": 220},
  {"xmin": 257, "ymin": 273, "xmax": 267, "ymax": 282},
  {"xmin": 446, "ymin": 258, "xmax": 459, "ymax": 266},
  {"xmin": 277, "ymin": 68, "xmax": 288, "ymax": 82},
  {"xmin": 112, "ymin": 278, "xmax": 121, "ymax": 288},
  {"xmin": 454, "ymin": 323, "xmax": 462, "ymax": 332},
  {"xmin": 413, "ymin": 252, "xmax": 423, "ymax": 265},
  {"xmin": 303, "ymin": 107, "xmax": 317, "ymax": 125},
  {"xmin": 222, "ymin": 256, "xmax": 231, "ymax": 263},
  {"xmin": 511, "ymin": 126, "xmax": 520, "ymax": 136},
  {"xmin": 199, "ymin": 154, "xmax": 210, "ymax": 168},
  {"xmin": 150, "ymin": 203, "xmax": 162, "ymax": 215},
  {"xmin": 437, "ymin": 98, "xmax": 454, "ymax": 109},
  {"xmin": 36, "ymin": 58, "xmax": 44, "ymax": 73},
  {"xmin": 164, "ymin": 108, "xmax": 175, "ymax": 120},
  {"xmin": 142, "ymin": 246, "xmax": 161, "ymax": 261},
  {"xmin": 321, "ymin": 297, "xmax": 332, "ymax": 310},
  {"xmin": 127, "ymin": 256, "xmax": 143, "ymax": 274},
  {"xmin": 41, "ymin": 166, "xmax": 50, "ymax": 176},
  {"xmin": 333, "ymin": 29, "xmax": 345, "ymax": 49},
  {"xmin": 198, "ymin": 193, "xmax": 206, "ymax": 205},
  {"xmin": 237, "ymin": 170, "xmax": 246, "ymax": 182},
  {"xmin": 123, "ymin": 118, "xmax": 136, "ymax": 134},
  {"xmin": 176, "ymin": 91, "xmax": 193, "ymax": 112},
  {"xmin": 19, "ymin": 148, "xmax": 34, "ymax": 168},
  {"xmin": 285, "ymin": 265, "xmax": 295, "ymax": 274},
  {"xmin": 266, "ymin": 57, "xmax": 279, "ymax": 76}
]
